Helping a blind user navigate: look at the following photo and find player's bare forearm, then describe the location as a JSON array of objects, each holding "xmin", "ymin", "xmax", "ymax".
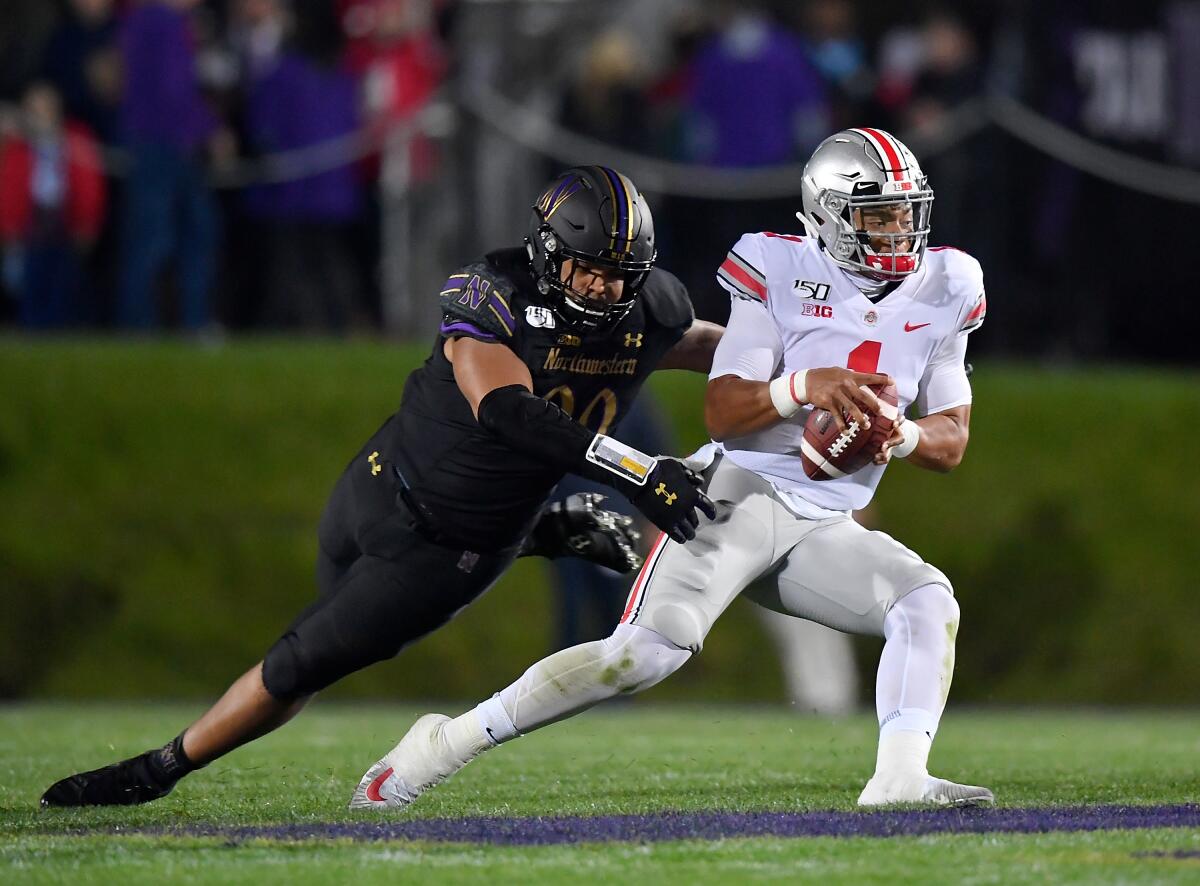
[
  {"xmin": 657, "ymin": 321, "xmax": 724, "ymax": 372},
  {"xmin": 704, "ymin": 375, "xmax": 780, "ymax": 441},
  {"xmin": 906, "ymin": 406, "xmax": 971, "ymax": 473}
]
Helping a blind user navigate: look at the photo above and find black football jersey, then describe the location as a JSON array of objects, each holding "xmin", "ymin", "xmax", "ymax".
[{"xmin": 381, "ymin": 248, "xmax": 693, "ymax": 552}]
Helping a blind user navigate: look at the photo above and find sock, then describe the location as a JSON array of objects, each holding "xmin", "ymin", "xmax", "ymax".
[
  {"xmin": 441, "ymin": 694, "xmax": 518, "ymax": 761},
  {"xmin": 148, "ymin": 732, "xmax": 200, "ymax": 784},
  {"xmin": 472, "ymin": 693, "xmax": 519, "ymax": 747},
  {"xmin": 872, "ymin": 728, "xmax": 932, "ymax": 780}
]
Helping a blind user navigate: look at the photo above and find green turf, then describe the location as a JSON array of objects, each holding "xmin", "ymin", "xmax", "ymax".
[{"xmin": 2, "ymin": 704, "xmax": 1199, "ymax": 882}]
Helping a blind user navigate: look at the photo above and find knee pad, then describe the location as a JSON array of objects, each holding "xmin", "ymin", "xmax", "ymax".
[
  {"xmin": 639, "ymin": 594, "xmax": 713, "ymax": 653},
  {"xmin": 261, "ymin": 626, "xmax": 398, "ymax": 701},
  {"xmin": 261, "ymin": 634, "xmax": 309, "ymax": 701},
  {"xmin": 887, "ymin": 582, "xmax": 960, "ymax": 641},
  {"xmin": 602, "ymin": 623, "xmax": 691, "ymax": 693}
]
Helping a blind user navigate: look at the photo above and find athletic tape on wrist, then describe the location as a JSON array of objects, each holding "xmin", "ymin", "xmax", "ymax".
[
  {"xmin": 585, "ymin": 435, "xmax": 656, "ymax": 486},
  {"xmin": 892, "ymin": 419, "xmax": 922, "ymax": 459},
  {"xmin": 768, "ymin": 370, "xmax": 808, "ymax": 418}
]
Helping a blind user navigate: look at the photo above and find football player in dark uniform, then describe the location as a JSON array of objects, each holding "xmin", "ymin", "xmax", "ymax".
[{"xmin": 41, "ymin": 165, "xmax": 722, "ymax": 808}]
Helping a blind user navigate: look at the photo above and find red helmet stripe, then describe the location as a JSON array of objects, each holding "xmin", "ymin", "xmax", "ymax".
[{"xmin": 857, "ymin": 127, "xmax": 905, "ymax": 181}]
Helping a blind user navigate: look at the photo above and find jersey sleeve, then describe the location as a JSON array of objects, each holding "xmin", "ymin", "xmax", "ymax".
[
  {"xmin": 947, "ymin": 251, "xmax": 986, "ymax": 335},
  {"xmin": 958, "ymin": 289, "xmax": 986, "ymax": 335},
  {"xmin": 438, "ymin": 262, "xmax": 519, "ymax": 344},
  {"xmin": 716, "ymin": 233, "xmax": 769, "ymax": 306},
  {"xmin": 708, "ymin": 295, "xmax": 783, "ymax": 382},
  {"xmin": 915, "ymin": 324, "xmax": 973, "ymax": 417}
]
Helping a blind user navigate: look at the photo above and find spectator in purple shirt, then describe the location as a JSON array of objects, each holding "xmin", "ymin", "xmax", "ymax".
[
  {"xmin": 659, "ymin": 2, "xmax": 830, "ymax": 324},
  {"xmin": 117, "ymin": 0, "xmax": 220, "ymax": 331},
  {"xmin": 683, "ymin": 2, "xmax": 829, "ymax": 167},
  {"xmin": 239, "ymin": 0, "xmax": 367, "ymax": 331}
]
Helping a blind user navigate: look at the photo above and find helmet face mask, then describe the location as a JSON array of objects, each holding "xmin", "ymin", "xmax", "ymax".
[
  {"xmin": 800, "ymin": 129, "xmax": 934, "ymax": 281},
  {"xmin": 526, "ymin": 166, "xmax": 656, "ymax": 333}
]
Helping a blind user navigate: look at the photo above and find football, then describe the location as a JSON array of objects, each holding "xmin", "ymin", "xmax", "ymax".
[{"xmin": 800, "ymin": 382, "xmax": 900, "ymax": 481}]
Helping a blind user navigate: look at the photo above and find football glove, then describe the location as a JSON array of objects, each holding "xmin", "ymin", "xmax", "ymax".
[
  {"xmin": 520, "ymin": 493, "xmax": 643, "ymax": 573},
  {"xmin": 628, "ymin": 457, "xmax": 717, "ymax": 545}
]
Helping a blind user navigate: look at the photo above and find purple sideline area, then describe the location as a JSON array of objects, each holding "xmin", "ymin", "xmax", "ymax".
[{"xmin": 129, "ymin": 805, "xmax": 1200, "ymax": 846}]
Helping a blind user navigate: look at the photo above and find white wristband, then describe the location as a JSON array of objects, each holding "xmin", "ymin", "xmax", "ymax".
[
  {"xmin": 891, "ymin": 418, "xmax": 922, "ymax": 459},
  {"xmin": 768, "ymin": 370, "xmax": 808, "ymax": 418}
]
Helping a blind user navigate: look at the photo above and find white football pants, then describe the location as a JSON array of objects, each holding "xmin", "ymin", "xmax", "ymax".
[{"xmin": 495, "ymin": 455, "xmax": 958, "ymax": 740}]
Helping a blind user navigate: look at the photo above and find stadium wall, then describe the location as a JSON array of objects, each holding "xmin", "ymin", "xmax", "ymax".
[{"xmin": 2, "ymin": 341, "xmax": 1196, "ymax": 704}]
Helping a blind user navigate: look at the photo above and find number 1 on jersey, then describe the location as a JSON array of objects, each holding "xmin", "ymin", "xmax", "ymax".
[{"xmin": 847, "ymin": 340, "xmax": 881, "ymax": 373}]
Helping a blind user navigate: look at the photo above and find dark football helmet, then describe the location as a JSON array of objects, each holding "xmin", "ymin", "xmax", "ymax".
[{"xmin": 525, "ymin": 166, "xmax": 657, "ymax": 332}]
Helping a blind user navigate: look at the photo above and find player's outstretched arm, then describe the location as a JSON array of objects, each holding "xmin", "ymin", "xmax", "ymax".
[
  {"xmin": 656, "ymin": 320, "xmax": 724, "ymax": 372},
  {"xmin": 874, "ymin": 404, "xmax": 970, "ymax": 473},
  {"xmin": 706, "ymin": 368, "xmax": 892, "ymax": 441},
  {"xmin": 447, "ymin": 337, "xmax": 716, "ymax": 544}
]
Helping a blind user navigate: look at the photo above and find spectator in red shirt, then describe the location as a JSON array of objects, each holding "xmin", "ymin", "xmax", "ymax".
[
  {"xmin": 338, "ymin": 0, "xmax": 446, "ymax": 181},
  {"xmin": 0, "ymin": 82, "xmax": 107, "ymax": 328}
]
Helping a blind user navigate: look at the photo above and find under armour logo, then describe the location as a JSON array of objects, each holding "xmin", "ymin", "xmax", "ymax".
[
  {"xmin": 654, "ymin": 482, "xmax": 677, "ymax": 505},
  {"xmin": 368, "ymin": 451, "xmax": 382, "ymax": 476},
  {"xmin": 624, "ymin": 332, "xmax": 643, "ymax": 348}
]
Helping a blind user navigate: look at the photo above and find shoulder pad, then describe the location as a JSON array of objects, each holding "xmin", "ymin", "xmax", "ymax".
[
  {"xmin": 927, "ymin": 247, "xmax": 986, "ymax": 335},
  {"xmin": 716, "ymin": 231, "xmax": 807, "ymax": 305},
  {"xmin": 640, "ymin": 268, "xmax": 694, "ymax": 332},
  {"xmin": 439, "ymin": 260, "xmax": 519, "ymax": 341}
]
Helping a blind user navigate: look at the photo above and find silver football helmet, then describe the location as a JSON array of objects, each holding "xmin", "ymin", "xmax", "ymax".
[{"xmin": 798, "ymin": 128, "xmax": 933, "ymax": 280}]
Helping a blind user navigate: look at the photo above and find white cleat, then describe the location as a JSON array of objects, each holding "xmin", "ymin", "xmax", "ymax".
[
  {"xmin": 348, "ymin": 714, "xmax": 470, "ymax": 811},
  {"xmin": 857, "ymin": 772, "xmax": 994, "ymax": 808}
]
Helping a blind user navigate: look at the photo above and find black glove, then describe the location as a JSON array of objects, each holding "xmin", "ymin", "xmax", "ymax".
[
  {"xmin": 520, "ymin": 493, "xmax": 644, "ymax": 573},
  {"xmin": 628, "ymin": 457, "xmax": 717, "ymax": 545}
]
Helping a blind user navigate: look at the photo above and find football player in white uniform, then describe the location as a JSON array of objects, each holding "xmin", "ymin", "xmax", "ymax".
[{"xmin": 351, "ymin": 128, "xmax": 992, "ymax": 810}]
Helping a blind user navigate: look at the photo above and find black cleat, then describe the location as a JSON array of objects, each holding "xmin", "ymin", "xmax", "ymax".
[{"xmin": 40, "ymin": 751, "xmax": 178, "ymax": 808}]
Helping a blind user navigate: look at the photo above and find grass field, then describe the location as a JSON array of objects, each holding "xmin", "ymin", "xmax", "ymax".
[{"xmin": 2, "ymin": 703, "xmax": 1199, "ymax": 883}]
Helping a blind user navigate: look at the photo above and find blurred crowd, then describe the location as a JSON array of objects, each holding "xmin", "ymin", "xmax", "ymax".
[
  {"xmin": 0, "ymin": 0, "xmax": 450, "ymax": 334},
  {"xmin": 0, "ymin": 0, "xmax": 1195, "ymax": 363}
]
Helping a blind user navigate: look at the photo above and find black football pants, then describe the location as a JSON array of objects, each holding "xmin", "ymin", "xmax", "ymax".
[{"xmin": 261, "ymin": 442, "xmax": 515, "ymax": 701}]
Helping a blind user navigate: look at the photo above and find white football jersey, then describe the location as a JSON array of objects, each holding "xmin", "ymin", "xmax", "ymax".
[{"xmin": 710, "ymin": 232, "xmax": 986, "ymax": 513}]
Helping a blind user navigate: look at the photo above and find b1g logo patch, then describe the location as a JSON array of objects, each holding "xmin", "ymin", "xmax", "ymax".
[
  {"xmin": 802, "ymin": 303, "xmax": 834, "ymax": 319},
  {"xmin": 525, "ymin": 305, "xmax": 556, "ymax": 329}
]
